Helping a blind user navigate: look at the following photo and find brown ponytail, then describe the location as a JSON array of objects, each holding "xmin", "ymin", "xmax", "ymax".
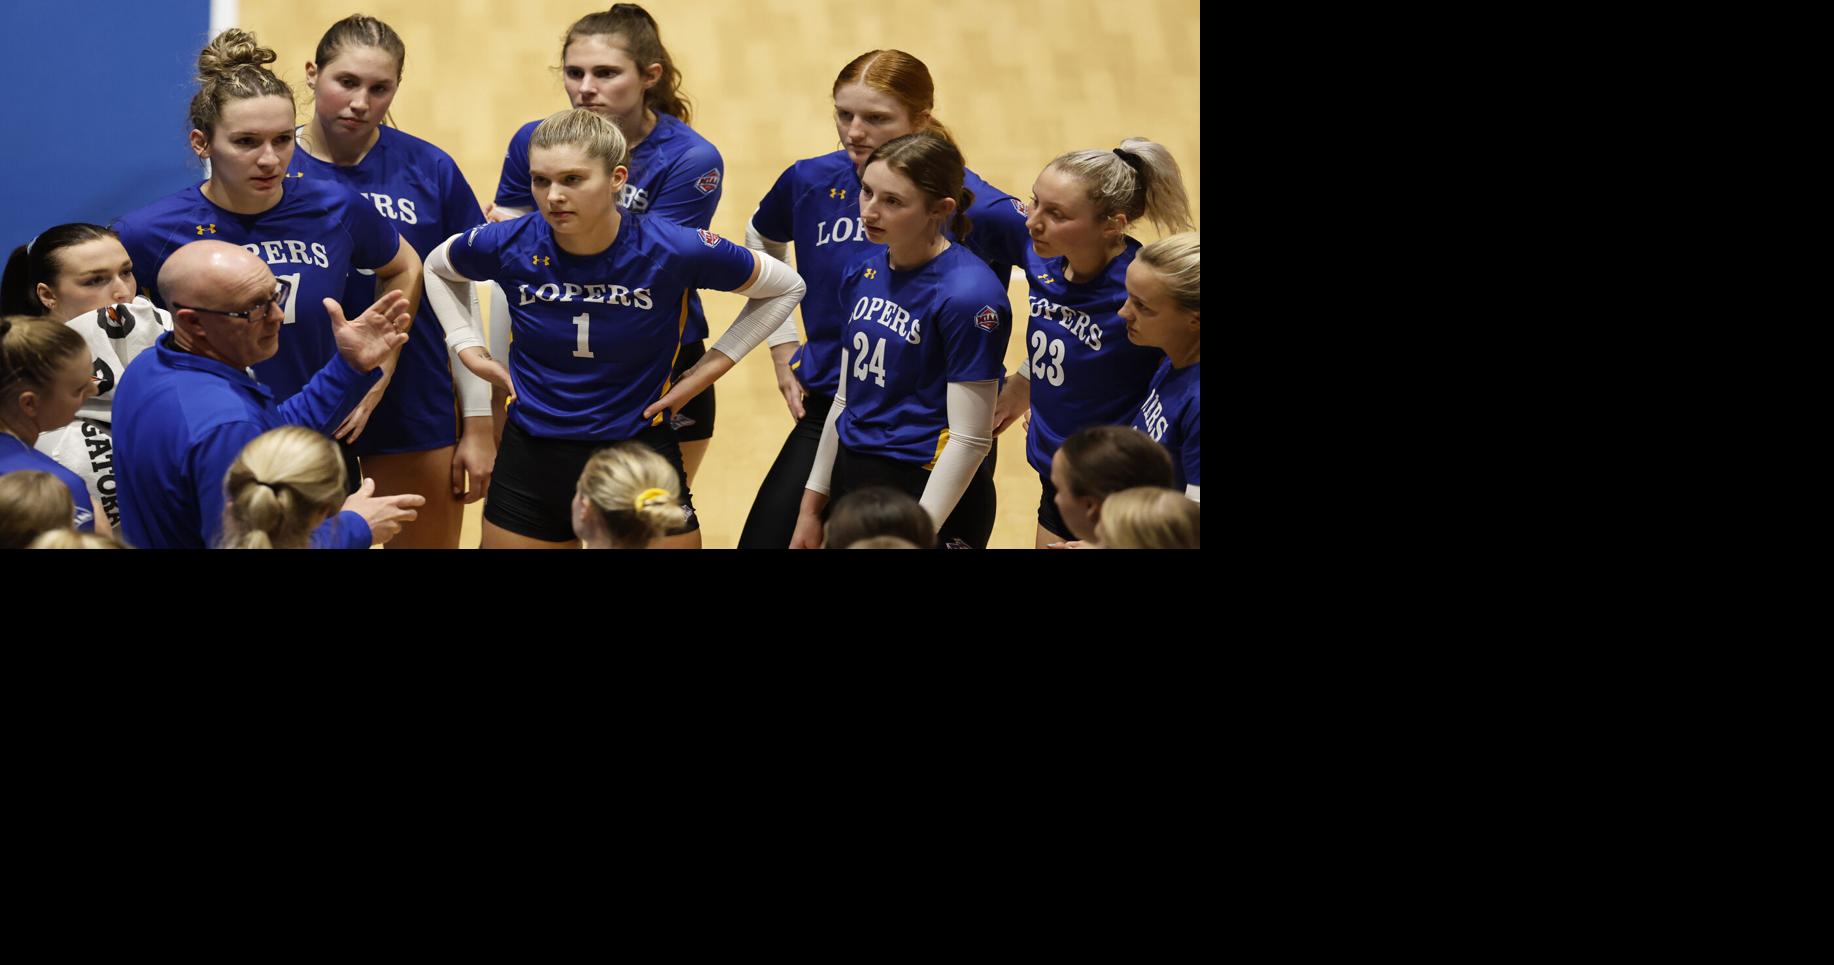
[{"xmin": 563, "ymin": 4, "xmax": 693, "ymax": 125}]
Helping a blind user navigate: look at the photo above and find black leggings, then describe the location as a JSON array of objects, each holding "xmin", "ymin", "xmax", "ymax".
[
  {"xmin": 737, "ymin": 392, "xmax": 834, "ymax": 549},
  {"xmin": 830, "ymin": 443, "xmax": 998, "ymax": 550}
]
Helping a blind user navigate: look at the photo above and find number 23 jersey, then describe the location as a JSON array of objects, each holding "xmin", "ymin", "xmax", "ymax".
[
  {"xmin": 1020, "ymin": 236, "xmax": 1164, "ymax": 476},
  {"xmin": 445, "ymin": 212, "xmax": 754, "ymax": 441},
  {"xmin": 835, "ymin": 243, "xmax": 1011, "ymax": 467}
]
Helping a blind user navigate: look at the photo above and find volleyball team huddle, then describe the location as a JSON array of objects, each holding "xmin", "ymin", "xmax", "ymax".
[{"xmin": 6, "ymin": 4, "xmax": 1201, "ymax": 550}]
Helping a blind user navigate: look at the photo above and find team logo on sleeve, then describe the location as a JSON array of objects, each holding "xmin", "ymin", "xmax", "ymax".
[
  {"xmin": 695, "ymin": 168, "xmax": 722, "ymax": 195},
  {"xmin": 466, "ymin": 225, "xmax": 485, "ymax": 246},
  {"xmin": 697, "ymin": 229, "xmax": 722, "ymax": 247},
  {"xmin": 1010, "ymin": 199, "xmax": 1028, "ymax": 217},
  {"xmin": 974, "ymin": 305, "xmax": 1001, "ymax": 332}
]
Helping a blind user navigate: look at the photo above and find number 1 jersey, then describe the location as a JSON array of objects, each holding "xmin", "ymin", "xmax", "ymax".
[{"xmin": 445, "ymin": 212, "xmax": 754, "ymax": 441}]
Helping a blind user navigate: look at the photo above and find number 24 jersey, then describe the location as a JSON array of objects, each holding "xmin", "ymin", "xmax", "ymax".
[{"xmin": 835, "ymin": 243, "xmax": 1012, "ymax": 467}]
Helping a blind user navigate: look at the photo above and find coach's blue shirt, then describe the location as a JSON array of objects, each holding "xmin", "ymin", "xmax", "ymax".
[{"xmin": 113, "ymin": 334, "xmax": 380, "ymax": 549}]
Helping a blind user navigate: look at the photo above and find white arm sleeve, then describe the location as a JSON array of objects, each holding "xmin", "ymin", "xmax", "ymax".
[
  {"xmin": 484, "ymin": 207, "xmax": 530, "ymax": 362},
  {"xmin": 744, "ymin": 214, "xmax": 790, "ymax": 262},
  {"xmin": 745, "ymin": 216, "xmax": 802, "ymax": 349},
  {"xmin": 423, "ymin": 236, "xmax": 486, "ymax": 354},
  {"xmin": 918, "ymin": 381, "xmax": 998, "ymax": 532},
  {"xmin": 1186, "ymin": 484, "xmax": 1201, "ymax": 503},
  {"xmin": 707, "ymin": 250, "xmax": 806, "ymax": 365},
  {"xmin": 450, "ymin": 281, "xmax": 491, "ymax": 418},
  {"xmin": 804, "ymin": 360, "xmax": 849, "ymax": 496}
]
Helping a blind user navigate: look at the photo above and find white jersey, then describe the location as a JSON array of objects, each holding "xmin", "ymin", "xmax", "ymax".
[{"xmin": 35, "ymin": 298, "xmax": 172, "ymax": 527}]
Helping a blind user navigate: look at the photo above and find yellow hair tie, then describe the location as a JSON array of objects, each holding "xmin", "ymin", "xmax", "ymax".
[{"xmin": 633, "ymin": 487, "xmax": 669, "ymax": 511}]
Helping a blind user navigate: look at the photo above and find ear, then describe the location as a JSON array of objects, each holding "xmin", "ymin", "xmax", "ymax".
[
  {"xmin": 304, "ymin": 61, "xmax": 319, "ymax": 86},
  {"xmin": 35, "ymin": 282, "xmax": 57, "ymax": 314},
  {"xmin": 611, "ymin": 164, "xmax": 630, "ymax": 192},
  {"xmin": 914, "ymin": 108, "xmax": 932, "ymax": 131},
  {"xmin": 1106, "ymin": 210, "xmax": 1132, "ymax": 241},
  {"xmin": 642, "ymin": 62, "xmax": 663, "ymax": 91},
  {"xmin": 189, "ymin": 128, "xmax": 210, "ymax": 160},
  {"xmin": 932, "ymin": 194, "xmax": 958, "ymax": 223},
  {"xmin": 17, "ymin": 388, "xmax": 39, "ymax": 420},
  {"xmin": 172, "ymin": 308, "xmax": 208, "ymax": 343}
]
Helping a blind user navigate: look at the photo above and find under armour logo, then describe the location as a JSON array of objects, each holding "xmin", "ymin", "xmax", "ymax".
[
  {"xmin": 863, "ymin": 268, "xmax": 877, "ymax": 279},
  {"xmin": 196, "ymin": 224, "xmax": 217, "ymax": 235},
  {"xmin": 532, "ymin": 255, "xmax": 550, "ymax": 266},
  {"xmin": 1036, "ymin": 273, "xmax": 1054, "ymax": 284},
  {"xmin": 830, "ymin": 188, "xmax": 846, "ymax": 199}
]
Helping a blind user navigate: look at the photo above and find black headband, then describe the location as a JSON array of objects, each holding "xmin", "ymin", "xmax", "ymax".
[{"xmin": 1113, "ymin": 148, "xmax": 1145, "ymax": 175}]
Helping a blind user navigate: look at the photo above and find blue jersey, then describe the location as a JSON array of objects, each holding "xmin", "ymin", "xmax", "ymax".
[
  {"xmin": 290, "ymin": 127, "xmax": 487, "ymax": 456},
  {"xmin": 113, "ymin": 180, "xmax": 401, "ymax": 403},
  {"xmin": 958, "ymin": 169, "xmax": 1033, "ymax": 283},
  {"xmin": 113, "ymin": 333, "xmax": 378, "ymax": 549},
  {"xmin": 754, "ymin": 152, "xmax": 1029, "ymax": 398},
  {"xmin": 1132, "ymin": 359, "xmax": 1200, "ymax": 490},
  {"xmin": 445, "ymin": 213, "xmax": 754, "ymax": 441},
  {"xmin": 1019, "ymin": 238, "xmax": 1165, "ymax": 476},
  {"xmin": 834, "ymin": 243, "xmax": 1011, "ymax": 467},
  {"xmin": 1, "ymin": 434, "xmax": 96, "ymax": 533},
  {"xmin": 494, "ymin": 112, "xmax": 724, "ymax": 343}
]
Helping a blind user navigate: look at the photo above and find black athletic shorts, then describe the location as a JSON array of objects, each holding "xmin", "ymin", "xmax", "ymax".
[
  {"xmin": 1037, "ymin": 472, "xmax": 1074, "ymax": 541},
  {"xmin": 668, "ymin": 339, "xmax": 716, "ymax": 443},
  {"xmin": 829, "ymin": 442, "xmax": 997, "ymax": 549},
  {"xmin": 483, "ymin": 419, "xmax": 699, "ymax": 542}
]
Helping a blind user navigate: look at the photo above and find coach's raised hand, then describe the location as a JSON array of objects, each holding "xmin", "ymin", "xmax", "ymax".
[{"xmin": 329, "ymin": 290, "xmax": 412, "ymax": 374}]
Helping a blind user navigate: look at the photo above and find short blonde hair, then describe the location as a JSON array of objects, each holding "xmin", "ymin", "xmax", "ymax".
[
  {"xmin": 0, "ymin": 470, "xmax": 73, "ymax": 549},
  {"xmin": 531, "ymin": 107, "xmax": 630, "ymax": 175},
  {"xmin": 220, "ymin": 427, "xmax": 347, "ymax": 549},
  {"xmin": 1095, "ymin": 487, "xmax": 1200, "ymax": 549},
  {"xmin": 577, "ymin": 442, "xmax": 682, "ymax": 547}
]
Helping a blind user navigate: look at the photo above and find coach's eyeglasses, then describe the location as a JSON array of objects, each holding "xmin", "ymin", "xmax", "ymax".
[{"xmin": 171, "ymin": 277, "xmax": 292, "ymax": 320}]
